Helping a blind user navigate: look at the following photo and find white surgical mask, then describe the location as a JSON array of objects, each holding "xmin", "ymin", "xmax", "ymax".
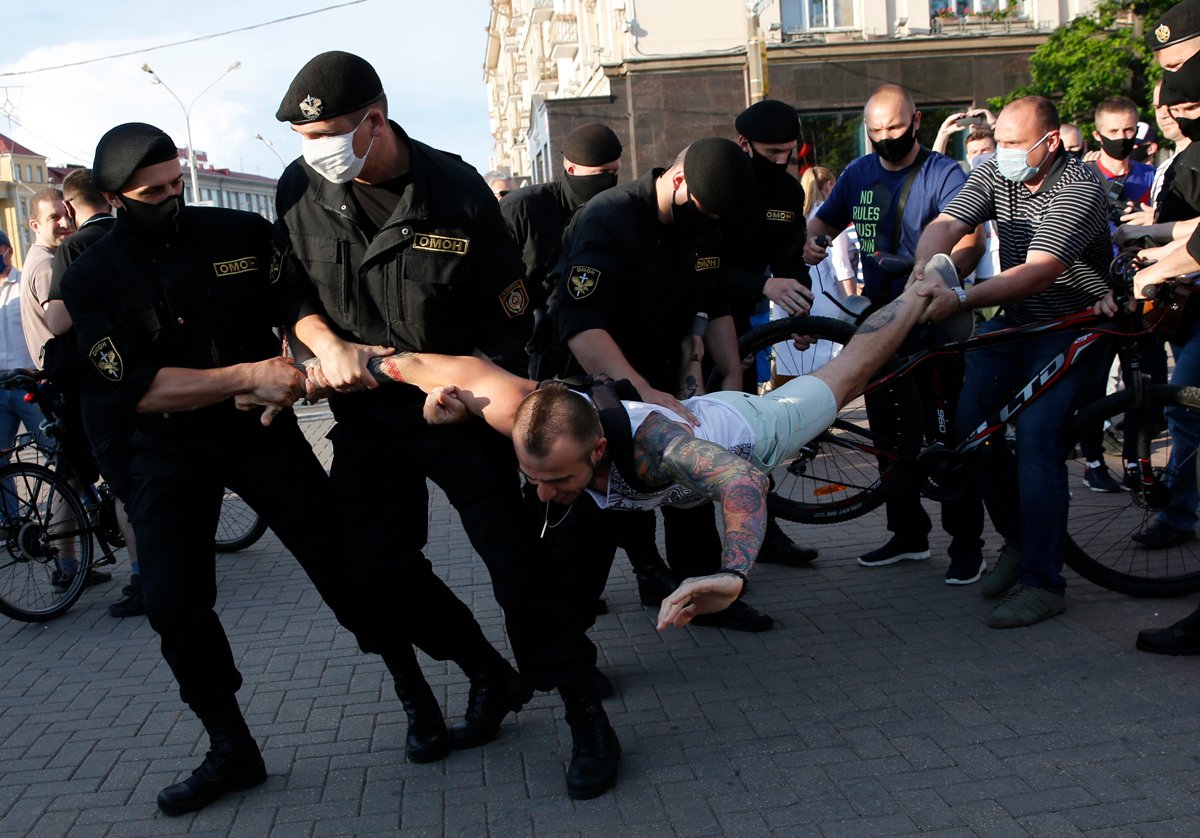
[
  {"xmin": 302, "ymin": 112, "xmax": 374, "ymax": 183},
  {"xmin": 995, "ymin": 132, "xmax": 1051, "ymax": 183}
]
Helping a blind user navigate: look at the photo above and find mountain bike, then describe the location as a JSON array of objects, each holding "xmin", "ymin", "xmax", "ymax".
[
  {"xmin": 732, "ymin": 259, "xmax": 1200, "ymax": 598},
  {"xmin": 0, "ymin": 371, "xmax": 265, "ymax": 622}
]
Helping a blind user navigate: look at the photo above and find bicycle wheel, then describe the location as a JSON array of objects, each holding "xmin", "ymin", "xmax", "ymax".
[
  {"xmin": 1065, "ymin": 384, "xmax": 1200, "ymax": 597},
  {"xmin": 0, "ymin": 462, "xmax": 94, "ymax": 622},
  {"xmin": 215, "ymin": 488, "xmax": 266, "ymax": 553},
  {"xmin": 728, "ymin": 315, "xmax": 923, "ymax": 524}
]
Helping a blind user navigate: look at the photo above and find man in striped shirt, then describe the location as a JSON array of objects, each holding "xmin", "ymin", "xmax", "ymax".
[{"xmin": 909, "ymin": 95, "xmax": 1111, "ymax": 629}]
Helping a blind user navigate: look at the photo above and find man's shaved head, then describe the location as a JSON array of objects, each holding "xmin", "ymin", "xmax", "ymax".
[{"xmin": 864, "ymin": 84, "xmax": 916, "ymax": 122}]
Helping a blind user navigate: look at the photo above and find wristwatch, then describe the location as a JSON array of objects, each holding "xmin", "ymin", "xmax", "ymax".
[{"xmin": 952, "ymin": 286, "xmax": 968, "ymax": 309}]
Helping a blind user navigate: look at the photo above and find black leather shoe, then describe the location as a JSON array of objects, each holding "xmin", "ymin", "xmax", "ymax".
[
  {"xmin": 563, "ymin": 694, "xmax": 620, "ymax": 800},
  {"xmin": 757, "ymin": 517, "xmax": 818, "ymax": 567},
  {"xmin": 157, "ymin": 735, "xmax": 266, "ymax": 816},
  {"xmin": 1137, "ymin": 608, "xmax": 1200, "ymax": 655},
  {"xmin": 635, "ymin": 565, "xmax": 678, "ymax": 607},
  {"xmin": 690, "ymin": 599, "xmax": 774, "ymax": 632},
  {"xmin": 394, "ymin": 676, "xmax": 450, "ymax": 763},
  {"xmin": 1132, "ymin": 520, "xmax": 1196, "ymax": 550},
  {"xmin": 449, "ymin": 665, "xmax": 533, "ymax": 749},
  {"xmin": 107, "ymin": 576, "xmax": 144, "ymax": 618}
]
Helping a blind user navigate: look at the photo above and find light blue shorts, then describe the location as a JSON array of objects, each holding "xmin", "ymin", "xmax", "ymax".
[{"xmin": 705, "ymin": 377, "xmax": 838, "ymax": 472}]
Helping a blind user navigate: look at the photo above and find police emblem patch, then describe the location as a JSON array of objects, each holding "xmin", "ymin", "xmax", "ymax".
[
  {"xmin": 568, "ymin": 266, "xmax": 600, "ymax": 299},
  {"xmin": 1156, "ymin": 23, "xmax": 1171, "ymax": 44},
  {"xmin": 299, "ymin": 95, "xmax": 323, "ymax": 120},
  {"xmin": 89, "ymin": 337, "xmax": 123, "ymax": 382},
  {"xmin": 695, "ymin": 256, "xmax": 721, "ymax": 271},
  {"xmin": 212, "ymin": 256, "xmax": 258, "ymax": 277},
  {"xmin": 765, "ymin": 209, "xmax": 795, "ymax": 222},
  {"xmin": 500, "ymin": 279, "xmax": 529, "ymax": 318},
  {"xmin": 412, "ymin": 234, "xmax": 470, "ymax": 256}
]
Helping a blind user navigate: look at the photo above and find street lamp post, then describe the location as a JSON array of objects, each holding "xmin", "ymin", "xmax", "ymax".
[
  {"xmin": 141, "ymin": 61, "xmax": 241, "ymax": 204},
  {"xmin": 254, "ymin": 133, "xmax": 286, "ymax": 166}
]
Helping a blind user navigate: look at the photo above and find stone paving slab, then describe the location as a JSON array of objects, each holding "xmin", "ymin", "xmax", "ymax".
[{"xmin": 1, "ymin": 408, "xmax": 1199, "ymax": 836}]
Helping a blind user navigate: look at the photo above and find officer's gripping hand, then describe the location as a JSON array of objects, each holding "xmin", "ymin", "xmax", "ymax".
[
  {"xmin": 234, "ymin": 392, "xmax": 290, "ymax": 427},
  {"xmin": 249, "ymin": 356, "xmax": 308, "ymax": 408},
  {"xmin": 640, "ymin": 386, "xmax": 700, "ymax": 426},
  {"xmin": 308, "ymin": 341, "xmax": 395, "ymax": 393},
  {"xmin": 803, "ymin": 235, "xmax": 829, "ymax": 266},
  {"xmin": 656, "ymin": 574, "xmax": 744, "ymax": 631},
  {"xmin": 422, "ymin": 386, "xmax": 471, "ymax": 425},
  {"xmin": 763, "ymin": 277, "xmax": 814, "ymax": 317}
]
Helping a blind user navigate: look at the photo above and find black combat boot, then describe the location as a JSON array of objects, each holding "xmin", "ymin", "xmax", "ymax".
[
  {"xmin": 394, "ymin": 674, "xmax": 451, "ymax": 763},
  {"xmin": 757, "ymin": 515, "xmax": 818, "ymax": 567},
  {"xmin": 626, "ymin": 548, "xmax": 678, "ymax": 608},
  {"xmin": 449, "ymin": 659, "xmax": 533, "ymax": 749},
  {"xmin": 559, "ymin": 680, "xmax": 620, "ymax": 800},
  {"xmin": 158, "ymin": 701, "xmax": 266, "ymax": 816}
]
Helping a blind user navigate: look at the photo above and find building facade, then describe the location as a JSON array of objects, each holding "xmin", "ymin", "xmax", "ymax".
[
  {"xmin": 0, "ymin": 134, "xmax": 52, "ymax": 269},
  {"xmin": 484, "ymin": 0, "xmax": 1102, "ymax": 183}
]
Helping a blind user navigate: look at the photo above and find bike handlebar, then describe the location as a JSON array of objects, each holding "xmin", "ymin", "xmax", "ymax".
[{"xmin": 0, "ymin": 368, "xmax": 42, "ymax": 392}]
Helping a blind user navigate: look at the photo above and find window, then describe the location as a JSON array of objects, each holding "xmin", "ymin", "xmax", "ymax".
[
  {"xmin": 12, "ymin": 164, "xmax": 18, "ymax": 182},
  {"xmin": 798, "ymin": 110, "xmax": 865, "ymax": 176},
  {"xmin": 930, "ymin": 0, "xmax": 1028, "ymax": 15},
  {"xmin": 36, "ymin": 168, "xmax": 43, "ymax": 183},
  {"xmin": 25, "ymin": 165, "xmax": 32, "ymax": 181},
  {"xmin": 781, "ymin": 0, "xmax": 857, "ymax": 31}
]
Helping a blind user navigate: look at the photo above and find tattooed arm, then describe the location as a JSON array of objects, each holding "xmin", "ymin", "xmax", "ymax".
[{"xmin": 630, "ymin": 412, "xmax": 769, "ymax": 628}]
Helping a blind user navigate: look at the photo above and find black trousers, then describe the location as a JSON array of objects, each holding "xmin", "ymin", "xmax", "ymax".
[
  {"xmin": 130, "ymin": 417, "xmax": 431, "ymax": 711},
  {"xmin": 327, "ymin": 407, "xmax": 595, "ymax": 692}
]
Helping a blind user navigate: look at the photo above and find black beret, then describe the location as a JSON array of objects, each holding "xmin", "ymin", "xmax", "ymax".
[
  {"xmin": 734, "ymin": 99, "xmax": 800, "ymax": 143},
  {"xmin": 1148, "ymin": 0, "xmax": 1200, "ymax": 50},
  {"xmin": 561, "ymin": 123, "xmax": 622, "ymax": 166},
  {"xmin": 92, "ymin": 123, "xmax": 178, "ymax": 192},
  {"xmin": 1164, "ymin": 51, "xmax": 1200, "ymax": 104},
  {"xmin": 276, "ymin": 51, "xmax": 383, "ymax": 124},
  {"xmin": 683, "ymin": 137, "xmax": 754, "ymax": 220}
]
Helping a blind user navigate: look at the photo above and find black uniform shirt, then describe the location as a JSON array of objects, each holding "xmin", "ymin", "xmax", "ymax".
[
  {"xmin": 725, "ymin": 166, "xmax": 809, "ymax": 320},
  {"xmin": 499, "ymin": 180, "xmax": 574, "ymax": 307},
  {"xmin": 274, "ymin": 122, "xmax": 531, "ymax": 372},
  {"xmin": 1158, "ymin": 142, "xmax": 1200, "ymax": 224},
  {"xmin": 49, "ymin": 214, "xmax": 115, "ymax": 300},
  {"xmin": 61, "ymin": 207, "xmax": 284, "ymax": 463},
  {"xmin": 549, "ymin": 169, "xmax": 729, "ymax": 392}
]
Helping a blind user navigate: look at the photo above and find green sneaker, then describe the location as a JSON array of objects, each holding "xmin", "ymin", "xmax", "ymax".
[
  {"xmin": 987, "ymin": 585, "xmax": 1065, "ymax": 629},
  {"xmin": 979, "ymin": 543, "xmax": 1022, "ymax": 599}
]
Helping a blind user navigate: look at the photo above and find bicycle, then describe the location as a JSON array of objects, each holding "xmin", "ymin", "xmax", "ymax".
[
  {"xmin": 0, "ymin": 371, "xmax": 266, "ymax": 622},
  {"xmin": 729, "ymin": 257, "xmax": 1200, "ymax": 599}
]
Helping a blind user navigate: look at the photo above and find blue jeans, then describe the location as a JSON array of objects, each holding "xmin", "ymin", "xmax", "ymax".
[
  {"xmin": 0, "ymin": 389, "xmax": 52, "ymax": 521},
  {"xmin": 956, "ymin": 318, "xmax": 1108, "ymax": 595},
  {"xmin": 1158, "ymin": 317, "xmax": 1200, "ymax": 531}
]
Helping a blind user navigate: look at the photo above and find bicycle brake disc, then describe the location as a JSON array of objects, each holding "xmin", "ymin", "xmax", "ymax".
[{"xmin": 916, "ymin": 444, "xmax": 969, "ymax": 502}]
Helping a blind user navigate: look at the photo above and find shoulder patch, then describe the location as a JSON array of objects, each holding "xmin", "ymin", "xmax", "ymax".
[
  {"xmin": 212, "ymin": 256, "xmax": 258, "ymax": 277},
  {"xmin": 89, "ymin": 337, "xmax": 123, "ymax": 382},
  {"xmin": 695, "ymin": 256, "xmax": 721, "ymax": 271},
  {"xmin": 568, "ymin": 266, "xmax": 600, "ymax": 299},
  {"xmin": 500, "ymin": 279, "xmax": 529, "ymax": 317},
  {"xmin": 413, "ymin": 234, "xmax": 470, "ymax": 256}
]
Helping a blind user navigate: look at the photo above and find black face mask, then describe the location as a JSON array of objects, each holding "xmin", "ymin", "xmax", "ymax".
[
  {"xmin": 1099, "ymin": 134, "xmax": 1135, "ymax": 161},
  {"xmin": 671, "ymin": 185, "xmax": 704, "ymax": 230},
  {"xmin": 120, "ymin": 193, "xmax": 184, "ymax": 240},
  {"xmin": 1172, "ymin": 108, "xmax": 1200, "ymax": 142},
  {"xmin": 871, "ymin": 121, "xmax": 918, "ymax": 164},
  {"xmin": 562, "ymin": 171, "xmax": 618, "ymax": 207},
  {"xmin": 750, "ymin": 150, "xmax": 790, "ymax": 181}
]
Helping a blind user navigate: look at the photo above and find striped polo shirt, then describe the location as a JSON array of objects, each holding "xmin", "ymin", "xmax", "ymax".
[{"xmin": 943, "ymin": 151, "xmax": 1111, "ymax": 324}]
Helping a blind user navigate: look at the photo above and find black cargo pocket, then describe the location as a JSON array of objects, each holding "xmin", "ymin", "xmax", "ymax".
[
  {"xmin": 401, "ymin": 249, "xmax": 462, "ymax": 332},
  {"xmin": 292, "ymin": 234, "xmax": 350, "ymax": 316}
]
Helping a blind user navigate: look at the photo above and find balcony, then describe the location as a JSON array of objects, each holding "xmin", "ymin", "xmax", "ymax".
[
  {"xmin": 550, "ymin": 14, "xmax": 579, "ymax": 60},
  {"xmin": 535, "ymin": 61, "xmax": 559, "ymax": 95},
  {"xmin": 512, "ymin": 55, "xmax": 528, "ymax": 80},
  {"xmin": 528, "ymin": 0, "xmax": 553, "ymax": 25}
]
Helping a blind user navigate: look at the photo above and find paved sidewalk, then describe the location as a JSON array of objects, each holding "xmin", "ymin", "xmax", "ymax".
[{"xmin": 2, "ymin": 408, "xmax": 1200, "ymax": 836}]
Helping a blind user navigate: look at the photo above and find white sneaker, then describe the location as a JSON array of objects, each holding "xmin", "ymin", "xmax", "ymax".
[{"xmin": 925, "ymin": 252, "xmax": 974, "ymax": 343}]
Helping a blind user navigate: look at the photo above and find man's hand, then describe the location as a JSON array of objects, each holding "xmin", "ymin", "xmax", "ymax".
[
  {"xmin": 234, "ymin": 392, "xmax": 290, "ymax": 427},
  {"xmin": 656, "ymin": 574, "xmax": 744, "ymax": 630},
  {"xmin": 913, "ymin": 277, "xmax": 961, "ymax": 324},
  {"xmin": 641, "ymin": 386, "xmax": 700, "ymax": 426},
  {"xmin": 305, "ymin": 341, "xmax": 395, "ymax": 394},
  {"xmin": 248, "ymin": 357, "xmax": 308, "ymax": 407},
  {"xmin": 803, "ymin": 235, "xmax": 830, "ymax": 266},
  {"xmin": 764, "ymin": 277, "xmax": 814, "ymax": 317},
  {"xmin": 422, "ymin": 385, "xmax": 472, "ymax": 425},
  {"xmin": 1092, "ymin": 290, "xmax": 1132, "ymax": 317},
  {"xmin": 1120, "ymin": 202, "xmax": 1155, "ymax": 228}
]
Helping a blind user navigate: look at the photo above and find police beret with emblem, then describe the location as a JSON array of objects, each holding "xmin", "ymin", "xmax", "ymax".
[
  {"xmin": 92, "ymin": 123, "xmax": 178, "ymax": 192},
  {"xmin": 1164, "ymin": 51, "xmax": 1200, "ymax": 104},
  {"xmin": 735, "ymin": 99, "xmax": 800, "ymax": 144},
  {"xmin": 1148, "ymin": 0, "xmax": 1200, "ymax": 51},
  {"xmin": 562, "ymin": 123, "xmax": 622, "ymax": 166},
  {"xmin": 276, "ymin": 51, "xmax": 383, "ymax": 124},
  {"xmin": 683, "ymin": 137, "xmax": 755, "ymax": 220}
]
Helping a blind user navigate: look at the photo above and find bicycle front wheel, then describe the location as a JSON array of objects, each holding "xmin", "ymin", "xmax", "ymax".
[
  {"xmin": 730, "ymin": 315, "xmax": 922, "ymax": 524},
  {"xmin": 0, "ymin": 463, "xmax": 94, "ymax": 622},
  {"xmin": 215, "ymin": 488, "xmax": 267, "ymax": 553},
  {"xmin": 1065, "ymin": 385, "xmax": 1200, "ymax": 597}
]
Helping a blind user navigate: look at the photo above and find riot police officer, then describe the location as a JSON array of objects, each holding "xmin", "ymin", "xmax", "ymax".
[{"xmin": 273, "ymin": 52, "xmax": 619, "ymax": 800}]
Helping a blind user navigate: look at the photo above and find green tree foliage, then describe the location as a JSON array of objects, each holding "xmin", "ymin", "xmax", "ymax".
[{"xmin": 988, "ymin": 0, "xmax": 1175, "ymax": 126}]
